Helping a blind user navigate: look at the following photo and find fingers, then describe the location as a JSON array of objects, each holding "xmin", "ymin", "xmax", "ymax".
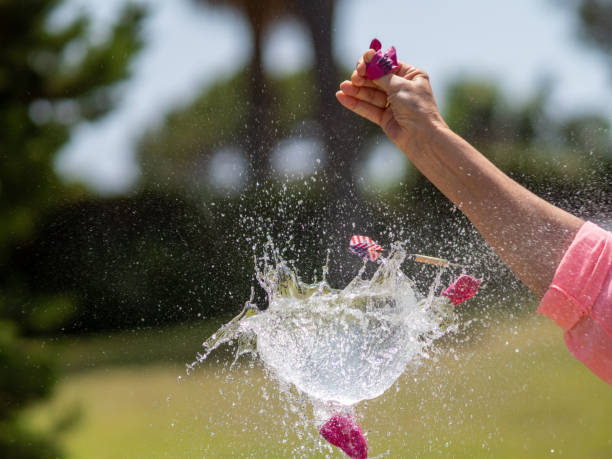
[
  {"xmin": 372, "ymin": 72, "xmax": 417, "ymax": 94},
  {"xmin": 350, "ymin": 49, "xmax": 428, "ymax": 97},
  {"xmin": 352, "ymin": 49, "xmax": 378, "ymax": 87},
  {"xmin": 351, "ymin": 70, "xmax": 377, "ymax": 88},
  {"xmin": 356, "ymin": 49, "xmax": 376, "ymax": 76},
  {"xmin": 335, "ymin": 91, "xmax": 385, "ymax": 126},
  {"xmin": 351, "ymin": 69, "xmax": 367, "ymax": 87},
  {"xmin": 371, "ymin": 73, "xmax": 394, "ymax": 93},
  {"xmin": 339, "ymin": 80, "xmax": 387, "ymax": 108},
  {"xmin": 402, "ymin": 64, "xmax": 429, "ymax": 82},
  {"xmin": 371, "ymin": 61, "xmax": 417, "ymax": 92},
  {"xmin": 356, "ymin": 57, "xmax": 366, "ymax": 78}
]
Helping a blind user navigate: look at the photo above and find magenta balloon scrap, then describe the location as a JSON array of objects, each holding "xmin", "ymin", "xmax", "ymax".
[
  {"xmin": 320, "ymin": 413, "xmax": 368, "ymax": 459},
  {"xmin": 365, "ymin": 38, "xmax": 399, "ymax": 80},
  {"xmin": 349, "ymin": 235, "xmax": 383, "ymax": 261},
  {"xmin": 443, "ymin": 274, "xmax": 482, "ymax": 306}
]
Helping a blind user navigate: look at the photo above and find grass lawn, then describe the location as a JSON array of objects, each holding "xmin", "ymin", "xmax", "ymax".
[{"xmin": 26, "ymin": 314, "xmax": 612, "ymax": 458}]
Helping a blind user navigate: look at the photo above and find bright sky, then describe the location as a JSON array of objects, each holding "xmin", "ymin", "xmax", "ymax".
[{"xmin": 54, "ymin": 0, "xmax": 612, "ymax": 193}]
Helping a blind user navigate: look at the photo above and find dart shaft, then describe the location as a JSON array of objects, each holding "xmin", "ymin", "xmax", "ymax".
[{"xmin": 413, "ymin": 254, "xmax": 449, "ymax": 267}]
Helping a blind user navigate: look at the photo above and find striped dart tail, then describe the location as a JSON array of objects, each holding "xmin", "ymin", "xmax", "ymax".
[{"xmin": 349, "ymin": 235, "xmax": 383, "ymax": 262}]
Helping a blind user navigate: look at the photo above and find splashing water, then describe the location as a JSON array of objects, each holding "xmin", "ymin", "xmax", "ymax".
[{"xmin": 189, "ymin": 242, "xmax": 459, "ymax": 408}]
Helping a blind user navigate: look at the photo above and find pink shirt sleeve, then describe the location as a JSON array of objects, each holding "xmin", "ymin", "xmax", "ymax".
[{"xmin": 537, "ymin": 221, "xmax": 612, "ymax": 385}]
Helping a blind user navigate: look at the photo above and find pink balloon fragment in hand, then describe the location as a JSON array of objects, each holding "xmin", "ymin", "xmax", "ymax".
[
  {"xmin": 320, "ymin": 413, "xmax": 368, "ymax": 459},
  {"xmin": 349, "ymin": 235, "xmax": 383, "ymax": 262},
  {"xmin": 365, "ymin": 38, "xmax": 399, "ymax": 80},
  {"xmin": 443, "ymin": 274, "xmax": 482, "ymax": 306}
]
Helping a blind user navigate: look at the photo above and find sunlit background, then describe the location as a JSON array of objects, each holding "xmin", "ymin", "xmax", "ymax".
[
  {"xmin": 54, "ymin": 0, "xmax": 612, "ymax": 193},
  {"xmin": 2, "ymin": 0, "xmax": 612, "ymax": 457}
]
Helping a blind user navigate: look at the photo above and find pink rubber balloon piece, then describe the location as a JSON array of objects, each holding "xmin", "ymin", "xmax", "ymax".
[
  {"xmin": 320, "ymin": 414, "xmax": 368, "ymax": 459},
  {"xmin": 365, "ymin": 38, "xmax": 399, "ymax": 80},
  {"xmin": 443, "ymin": 274, "xmax": 482, "ymax": 306}
]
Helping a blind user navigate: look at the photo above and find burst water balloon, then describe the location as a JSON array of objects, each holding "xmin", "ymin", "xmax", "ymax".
[{"xmin": 191, "ymin": 241, "xmax": 466, "ymax": 406}]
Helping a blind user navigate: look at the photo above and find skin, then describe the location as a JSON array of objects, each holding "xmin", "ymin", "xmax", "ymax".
[{"xmin": 336, "ymin": 49, "xmax": 584, "ymax": 298}]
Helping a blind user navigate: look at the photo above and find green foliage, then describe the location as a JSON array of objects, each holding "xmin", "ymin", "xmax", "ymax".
[
  {"xmin": 141, "ymin": 66, "xmax": 610, "ymax": 206},
  {"xmin": 139, "ymin": 69, "xmax": 320, "ymax": 193},
  {"xmin": 135, "ymin": 67, "xmax": 612, "ymax": 317},
  {"xmin": 0, "ymin": 2, "xmax": 145, "ymax": 258},
  {"xmin": 576, "ymin": 0, "xmax": 612, "ymax": 56},
  {"xmin": 17, "ymin": 192, "xmax": 254, "ymax": 331},
  {"xmin": 0, "ymin": 322, "xmax": 54, "ymax": 418},
  {"xmin": 18, "ymin": 60, "xmax": 608, "ymax": 337},
  {"xmin": 10, "ymin": 1, "xmax": 612, "ymax": 335},
  {"xmin": 445, "ymin": 79, "xmax": 505, "ymax": 144},
  {"xmin": 1, "ymin": 1, "xmax": 607, "ymax": 457},
  {"xmin": 444, "ymin": 78, "xmax": 611, "ymax": 196},
  {"xmin": 0, "ymin": 321, "xmax": 60, "ymax": 458},
  {"xmin": 0, "ymin": 0, "xmax": 146, "ymax": 303},
  {"xmin": 0, "ymin": 0, "xmax": 145, "ymax": 456}
]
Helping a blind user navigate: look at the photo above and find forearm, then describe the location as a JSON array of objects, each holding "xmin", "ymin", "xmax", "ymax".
[
  {"xmin": 405, "ymin": 125, "xmax": 584, "ymax": 297},
  {"xmin": 337, "ymin": 57, "xmax": 584, "ymax": 296}
]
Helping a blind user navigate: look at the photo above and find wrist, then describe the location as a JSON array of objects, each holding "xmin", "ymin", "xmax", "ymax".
[
  {"xmin": 423, "ymin": 109, "xmax": 450, "ymax": 134},
  {"xmin": 402, "ymin": 115, "xmax": 453, "ymax": 155}
]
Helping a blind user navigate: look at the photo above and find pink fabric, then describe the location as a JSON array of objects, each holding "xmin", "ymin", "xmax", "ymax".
[
  {"xmin": 537, "ymin": 221, "xmax": 612, "ymax": 385},
  {"xmin": 443, "ymin": 274, "xmax": 481, "ymax": 306},
  {"xmin": 320, "ymin": 414, "xmax": 367, "ymax": 459},
  {"xmin": 365, "ymin": 38, "xmax": 399, "ymax": 80}
]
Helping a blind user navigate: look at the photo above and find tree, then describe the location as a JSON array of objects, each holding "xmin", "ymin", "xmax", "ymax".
[
  {"xmin": 290, "ymin": 0, "xmax": 362, "ymax": 201},
  {"xmin": 0, "ymin": 1, "xmax": 144, "ymax": 456},
  {"xmin": 199, "ymin": 0, "xmax": 296, "ymax": 181},
  {"xmin": 575, "ymin": 0, "xmax": 612, "ymax": 61},
  {"xmin": 197, "ymin": 0, "xmax": 363, "ymax": 202},
  {"xmin": 137, "ymin": 67, "xmax": 611, "ymax": 291}
]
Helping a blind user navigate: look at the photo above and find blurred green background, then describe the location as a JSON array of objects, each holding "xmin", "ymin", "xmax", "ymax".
[{"xmin": 1, "ymin": 0, "xmax": 611, "ymax": 457}]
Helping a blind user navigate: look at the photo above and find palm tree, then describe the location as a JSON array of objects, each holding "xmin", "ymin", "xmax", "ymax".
[
  {"xmin": 201, "ymin": 0, "xmax": 294, "ymax": 181},
  {"xmin": 292, "ymin": 0, "xmax": 361, "ymax": 202},
  {"xmin": 197, "ymin": 0, "xmax": 362, "ymax": 202}
]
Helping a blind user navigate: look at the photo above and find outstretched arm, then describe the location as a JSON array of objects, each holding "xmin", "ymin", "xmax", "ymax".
[{"xmin": 336, "ymin": 50, "xmax": 584, "ymax": 297}]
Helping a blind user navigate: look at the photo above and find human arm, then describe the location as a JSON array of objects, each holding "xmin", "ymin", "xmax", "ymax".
[{"xmin": 336, "ymin": 50, "xmax": 584, "ymax": 297}]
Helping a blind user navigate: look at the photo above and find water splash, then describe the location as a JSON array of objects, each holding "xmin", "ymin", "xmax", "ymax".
[{"xmin": 189, "ymin": 241, "xmax": 460, "ymax": 408}]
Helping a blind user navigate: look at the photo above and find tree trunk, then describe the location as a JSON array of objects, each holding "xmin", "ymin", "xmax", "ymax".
[
  {"xmin": 244, "ymin": 6, "xmax": 272, "ymax": 183},
  {"xmin": 293, "ymin": 0, "xmax": 360, "ymax": 203},
  {"xmin": 293, "ymin": 0, "xmax": 369, "ymax": 284}
]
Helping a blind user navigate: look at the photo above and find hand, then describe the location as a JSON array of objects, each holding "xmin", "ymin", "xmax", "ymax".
[{"xmin": 336, "ymin": 49, "xmax": 448, "ymax": 154}]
